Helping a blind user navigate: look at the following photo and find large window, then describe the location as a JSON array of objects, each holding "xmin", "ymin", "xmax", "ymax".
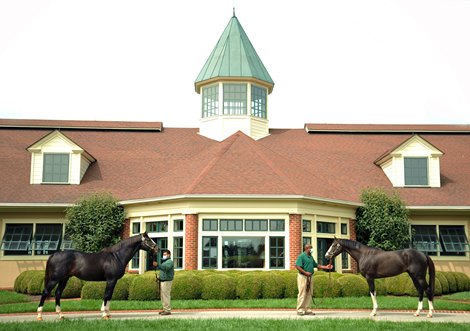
[
  {"xmin": 269, "ymin": 237, "xmax": 284, "ymax": 269},
  {"xmin": 33, "ymin": 224, "xmax": 62, "ymax": 255},
  {"xmin": 1, "ymin": 224, "xmax": 33, "ymax": 256},
  {"xmin": 439, "ymin": 226, "xmax": 469, "ymax": 256},
  {"xmin": 223, "ymin": 84, "xmax": 247, "ymax": 115},
  {"xmin": 202, "ymin": 85, "xmax": 219, "ymax": 118},
  {"xmin": 404, "ymin": 157, "xmax": 428, "ymax": 186},
  {"xmin": 411, "ymin": 225, "xmax": 440, "ymax": 256},
  {"xmin": 173, "ymin": 237, "xmax": 183, "ymax": 269},
  {"xmin": 43, "ymin": 153, "xmax": 69, "ymax": 183},
  {"xmin": 222, "ymin": 237, "xmax": 265, "ymax": 268},
  {"xmin": 251, "ymin": 85, "xmax": 267, "ymax": 118},
  {"xmin": 202, "ymin": 237, "xmax": 218, "ymax": 269}
]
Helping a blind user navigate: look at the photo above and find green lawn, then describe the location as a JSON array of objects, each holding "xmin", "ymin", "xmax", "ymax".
[
  {"xmin": 0, "ymin": 291, "xmax": 29, "ymax": 305},
  {"xmin": 0, "ymin": 295, "xmax": 468, "ymax": 314},
  {"xmin": 0, "ymin": 318, "xmax": 469, "ymax": 331}
]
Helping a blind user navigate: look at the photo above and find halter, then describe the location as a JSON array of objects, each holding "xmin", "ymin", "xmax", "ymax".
[{"xmin": 141, "ymin": 234, "xmax": 157, "ymax": 252}]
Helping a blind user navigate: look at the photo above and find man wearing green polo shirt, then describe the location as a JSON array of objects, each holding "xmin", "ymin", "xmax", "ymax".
[
  {"xmin": 156, "ymin": 249, "xmax": 174, "ymax": 315},
  {"xmin": 295, "ymin": 243, "xmax": 332, "ymax": 315}
]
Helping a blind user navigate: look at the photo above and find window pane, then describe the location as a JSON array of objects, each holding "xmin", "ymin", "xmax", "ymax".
[
  {"xmin": 132, "ymin": 223, "xmax": 141, "ymax": 234},
  {"xmin": 269, "ymin": 236, "xmax": 284, "ymax": 269},
  {"xmin": 1, "ymin": 224, "xmax": 33, "ymax": 256},
  {"xmin": 245, "ymin": 219, "xmax": 268, "ymax": 231},
  {"xmin": 341, "ymin": 251, "xmax": 349, "ymax": 269},
  {"xmin": 302, "ymin": 220, "xmax": 311, "ymax": 232},
  {"xmin": 439, "ymin": 225, "xmax": 469, "ymax": 256},
  {"xmin": 317, "ymin": 222, "xmax": 335, "ymax": 234},
  {"xmin": 411, "ymin": 225, "xmax": 440, "ymax": 255},
  {"xmin": 146, "ymin": 221, "xmax": 168, "ymax": 233},
  {"xmin": 220, "ymin": 219, "xmax": 243, "ymax": 231},
  {"xmin": 34, "ymin": 224, "xmax": 62, "ymax": 255},
  {"xmin": 203, "ymin": 219, "xmax": 218, "ymax": 231},
  {"xmin": 222, "ymin": 237, "xmax": 264, "ymax": 268},
  {"xmin": 251, "ymin": 85, "xmax": 267, "ymax": 119},
  {"xmin": 202, "ymin": 236, "xmax": 218, "ymax": 269},
  {"xmin": 404, "ymin": 157, "xmax": 428, "ymax": 185},
  {"xmin": 223, "ymin": 84, "xmax": 247, "ymax": 115},
  {"xmin": 131, "ymin": 252, "xmax": 139, "ymax": 269},
  {"xmin": 202, "ymin": 85, "xmax": 219, "ymax": 118},
  {"xmin": 43, "ymin": 153, "xmax": 69, "ymax": 183},
  {"xmin": 341, "ymin": 223, "xmax": 348, "ymax": 235},
  {"xmin": 173, "ymin": 237, "xmax": 183, "ymax": 269},
  {"xmin": 174, "ymin": 220, "xmax": 184, "ymax": 232},
  {"xmin": 270, "ymin": 219, "xmax": 285, "ymax": 231}
]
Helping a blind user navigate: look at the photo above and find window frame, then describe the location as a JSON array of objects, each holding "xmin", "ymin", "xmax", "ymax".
[
  {"xmin": 404, "ymin": 157, "xmax": 429, "ymax": 186},
  {"xmin": 42, "ymin": 153, "xmax": 70, "ymax": 184}
]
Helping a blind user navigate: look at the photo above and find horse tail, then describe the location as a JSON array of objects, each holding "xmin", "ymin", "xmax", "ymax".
[{"xmin": 426, "ymin": 255, "xmax": 435, "ymax": 297}]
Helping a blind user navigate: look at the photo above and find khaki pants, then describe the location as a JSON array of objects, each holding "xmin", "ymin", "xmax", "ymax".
[
  {"xmin": 160, "ymin": 280, "xmax": 172, "ymax": 312},
  {"xmin": 296, "ymin": 273, "xmax": 313, "ymax": 313}
]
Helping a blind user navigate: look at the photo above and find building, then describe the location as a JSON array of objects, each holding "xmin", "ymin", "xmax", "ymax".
[{"xmin": 1, "ymin": 14, "xmax": 469, "ymax": 288}]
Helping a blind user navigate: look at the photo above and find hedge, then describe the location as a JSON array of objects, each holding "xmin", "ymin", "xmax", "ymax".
[
  {"xmin": 337, "ymin": 274, "xmax": 369, "ymax": 297},
  {"xmin": 201, "ymin": 274, "xmax": 236, "ymax": 300},
  {"xmin": 13, "ymin": 269, "xmax": 470, "ymax": 300}
]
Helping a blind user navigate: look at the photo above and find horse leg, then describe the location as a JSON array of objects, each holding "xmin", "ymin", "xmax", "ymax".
[
  {"xmin": 366, "ymin": 277, "xmax": 378, "ymax": 316},
  {"xmin": 409, "ymin": 274, "xmax": 424, "ymax": 317},
  {"xmin": 101, "ymin": 279, "xmax": 117, "ymax": 319},
  {"xmin": 54, "ymin": 278, "xmax": 69, "ymax": 320},
  {"xmin": 37, "ymin": 280, "xmax": 58, "ymax": 321},
  {"xmin": 420, "ymin": 277, "xmax": 434, "ymax": 318}
]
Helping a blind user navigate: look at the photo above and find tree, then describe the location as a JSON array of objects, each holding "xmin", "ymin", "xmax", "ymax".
[
  {"xmin": 356, "ymin": 188, "xmax": 411, "ymax": 250},
  {"xmin": 65, "ymin": 192, "xmax": 126, "ymax": 252}
]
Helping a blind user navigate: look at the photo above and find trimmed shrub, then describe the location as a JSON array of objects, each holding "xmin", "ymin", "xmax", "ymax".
[
  {"xmin": 128, "ymin": 275, "xmax": 159, "ymax": 301},
  {"xmin": 385, "ymin": 273, "xmax": 410, "ymax": 296},
  {"xmin": 27, "ymin": 271, "xmax": 45, "ymax": 295},
  {"xmin": 436, "ymin": 272, "xmax": 449, "ymax": 294},
  {"xmin": 451, "ymin": 272, "xmax": 469, "ymax": 292},
  {"xmin": 14, "ymin": 271, "xmax": 29, "ymax": 293},
  {"xmin": 172, "ymin": 274, "xmax": 203, "ymax": 300},
  {"xmin": 201, "ymin": 274, "xmax": 236, "ymax": 300},
  {"xmin": 312, "ymin": 275, "xmax": 341, "ymax": 298},
  {"xmin": 61, "ymin": 277, "xmax": 83, "ymax": 298},
  {"xmin": 442, "ymin": 272, "xmax": 458, "ymax": 293},
  {"xmin": 259, "ymin": 272, "xmax": 284, "ymax": 299},
  {"xmin": 236, "ymin": 273, "xmax": 263, "ymax": 299},
  {"xmin": 279, "ymin": 271, "xmax": 298, "ymax": 298},
  {"xmin": 374, "ymin": 278, "xmax": 387, "ymax": 296},
  {"xmin": 337, "ymin": 274, "xmax": 369, "ymax": 297},
  {"xmin": 19, "ymin": 270, "xmax": 44, "ymax": 294},
  {"xmin": 81, "ymin": 282, "xmax": 106, "ymax": 300}
]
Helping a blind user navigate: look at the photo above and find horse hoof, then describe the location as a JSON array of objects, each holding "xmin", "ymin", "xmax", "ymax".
[
  {"xmin": 37, "ymin": 316, "xmax": 43, "ymax": 321},
  {"xmin": 102, "ymin": 315, "xmax": 111, "ymax": 320},
  {"xmin": 427, "ymin": 314, "xmax": 433, "ymax": 318},
  {"xmin": 59, "ymin": 316, "xmax": 65, "ymax": 320},
  {"xmin": 414, "ymin": 313, "xmax": 420, "ymax": 317},
  {"xmin": 369, "ymin": 312, "xmax": 377, "ymax": 317}
]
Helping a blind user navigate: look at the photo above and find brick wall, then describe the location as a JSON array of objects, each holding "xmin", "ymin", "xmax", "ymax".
[
  {"xmin": 185, "ymin": 214, "xmax": 198, "ymax": 270},
  {"xmin": 121, "ymin": 218, "xmax": 130, "ymax": 240},
  {"xmin": 289, "ymin": 214, "xmax": 302, "ymax": 269},
  {"xmin": 349, "ymin": 218, "xmax": 358, "ymax": 273}
]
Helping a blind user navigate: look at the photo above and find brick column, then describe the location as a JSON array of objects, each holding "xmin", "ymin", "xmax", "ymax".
[
  {"xmin": 185, "ymin": 214, "xmax": 198, "ymax": 270},
  {"xmin": 349, "ymin": 218, "xmax": 358, "ymax": 274},
  {"xmin": 121, "ymin": 218, "xmax": 130, "ymax": 240},
  {"xmin": 289, "ymin": 214, "xmax": 302, "ymax": 270}
]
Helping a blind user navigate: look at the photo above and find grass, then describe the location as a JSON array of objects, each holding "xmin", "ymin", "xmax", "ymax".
[
  {"xmin": 0, "ymin": 296, "xmax": 468, "ymax": 314},
  {"xmin": 441, "ymin": 291, "xmax": 470, "ymax": 301},
  {"xmin": 0, "ymin": 318, "xmax": 469, "ymax": 331},
  {"xmin": 0, "ymin": 291, "xmax": 29, "ymax": 305}
]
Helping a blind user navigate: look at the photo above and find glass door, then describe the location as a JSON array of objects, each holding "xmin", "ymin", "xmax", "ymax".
[
  {"xmin": 316, "ymin": 238, "xmax": 335, "ymax": 271},
  {"xmin": 147, "ymin": 237, "xmax": 168, "ymax": 271}
]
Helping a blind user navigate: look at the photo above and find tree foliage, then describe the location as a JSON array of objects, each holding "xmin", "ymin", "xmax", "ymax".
[
  {"xmin": 356, "ymin": 188, "xmax": 411, "ymax": 250},
  {"xmin": 65, "ymin": 192, "xmax": 126, "ymax": 252}
]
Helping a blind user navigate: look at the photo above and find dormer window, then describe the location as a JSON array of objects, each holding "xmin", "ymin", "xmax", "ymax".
[
  {"xmin": 43, "ymin": 153, "xmax": 70, "ymax": 183},
  {"xmin": 27, "ymin": 130, "xmax": 95, "ymax": 185},
  {"xmin": 375, "ymin": 135, "xmax": 443, "ymax": 188},
  {"xmin": 404, "ymin": 157, "xmax": 428, "ymax": 186}
]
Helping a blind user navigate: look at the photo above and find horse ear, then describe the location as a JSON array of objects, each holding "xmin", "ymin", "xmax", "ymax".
[{"xmin": 334, "ymin": 236, "xmax": 337, "ymax": 240}]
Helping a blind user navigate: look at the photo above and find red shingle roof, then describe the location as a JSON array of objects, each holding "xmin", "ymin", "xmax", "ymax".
[{"xmin": 1, "ymin": 119, "xmax": 470, "ymax": 207}]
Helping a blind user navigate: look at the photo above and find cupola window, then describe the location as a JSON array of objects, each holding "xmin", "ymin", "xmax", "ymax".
[
  {"xmin": 202, "ymin": 84, "xmax": 219, "ymax": 118},
  {"xmin": 251, "ymin": 85, "xmax": 267, "ymax": 119},
  {"xmin": 223, "ymin": 83, "xmax": 247, "ymax": 115}
]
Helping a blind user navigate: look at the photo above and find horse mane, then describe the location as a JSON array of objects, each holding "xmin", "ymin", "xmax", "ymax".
[
  {"xmin": 100, "ymin": 234, "xmax": 141, "ymax": 253},
  {"xmin": 339, "ymin": 239, "xmax": 383, "ymax": 252}
]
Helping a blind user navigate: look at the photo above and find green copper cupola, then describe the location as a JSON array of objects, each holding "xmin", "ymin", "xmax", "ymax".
[{"xmin": 195, "ymin": 13, "xmax": 274, "ymax": 141}]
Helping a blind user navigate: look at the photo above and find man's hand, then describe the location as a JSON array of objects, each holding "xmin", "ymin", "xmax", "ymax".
[
  {"xmin": 325, "ymin": 264, "xmax": 333, "ymax": 270},
  {"xmin": 152, "ymin": 261, "xmax": 158, "ymax": 267},
  {"xmin": 304, "ymin": 272, "xmax": 312, "ymax": 277}
]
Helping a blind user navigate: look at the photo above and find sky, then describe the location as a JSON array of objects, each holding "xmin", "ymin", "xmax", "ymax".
[{"xmin": 0, "ymin": 0, "xmax": 469, "ymax": 129}]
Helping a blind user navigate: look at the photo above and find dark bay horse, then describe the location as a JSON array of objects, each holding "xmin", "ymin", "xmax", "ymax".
[
  {"xmin": 37, "ymin": 232, "xmax": 158, "ymax": 320},
  {"xmin": 325, "ymin": 238, "xmax": 435, "ymax": 317}
]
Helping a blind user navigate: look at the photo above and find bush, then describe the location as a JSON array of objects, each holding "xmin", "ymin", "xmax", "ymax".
[
  {"xmin": 385, "ymin": 274, "xmax": 411, "ymax": 296},
  {"xmin": 128, "ymin": 275, "xmax": 159, "ymax": 301},
  {"xmin": 172, "ymin": 274, "xmax": 203, "ymax": 300},
  {"xmin": 442, "ymin": 272, "xmax": 458, "ymax": 293},
  {"xmin": 337, "ymin": 275, "xmax": 369, "ymax": 297},
  {"xmin": 374, "ymin": 278, "xmax": 387, "ymax": 296},
  {"xmin": 236, "ymin": 273, "xmax": 263, "ymax": 299},
  {"xmin": 61, "ymin": 277, "xmax": 83, "ymax": 298},
  {"xmin": 14, "ymin": 271, "xmax": 29, "ymax": 293},
  {"xmin": 201, "ymin": 274, "xmax": 235, "ymax": 300},
  {"xmin": 312, "ymin": 275, "xmax": 341, "ymax": 298},
  {"xmin": 436, "ymin": 272, "xmax": 449, "ymax": 294},
  {"xmin": 259, "ymin": 272, "xmax": 284, "ymax": 299},
  {"xmin": 451, "ymin": 272, "xmax": 469, "ymax": 292},
  {"xmin": 278, "ymin": 271, "xmax": 298, "ymax": 298},
  {"xmin": 19, "ymin": 270, "xmax": 44, "ymax": 294},
  {"xmin": 27, "ymin": 271, "xmax": 45, "ymax": 295},
  {"xmin": 81, "ymin": 282, "xmax": 106, "ymax": 300}
]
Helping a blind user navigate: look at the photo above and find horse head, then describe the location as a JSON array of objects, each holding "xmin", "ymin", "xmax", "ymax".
[
  {"xmin": 325, "ymin": 237, "xmax": 343, "ymax": 259},
  {"xmin": 140, "ymin": 232, "xmax": 159, "ymax": 254}
]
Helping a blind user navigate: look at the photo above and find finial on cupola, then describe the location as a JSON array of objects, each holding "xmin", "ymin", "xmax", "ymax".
[{"xmin": 233, "ymin": 7, "xmax": 236, "ymax": 17}]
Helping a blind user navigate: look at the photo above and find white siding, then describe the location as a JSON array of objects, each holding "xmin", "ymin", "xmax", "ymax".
[
  {"xmin": 250, "ymin": 117, "xmax": 269, "ymax": 140},
  {"xmin": 80, "ymin": 155, "xmax": 91, "ymax": 181},
  {"xmin": 69, "ymin": 153, "xmax": 80, "ymax": 184},
  {"xmin": 30, "ymin": 152, "xmax": 43, "ymax": 184}
]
